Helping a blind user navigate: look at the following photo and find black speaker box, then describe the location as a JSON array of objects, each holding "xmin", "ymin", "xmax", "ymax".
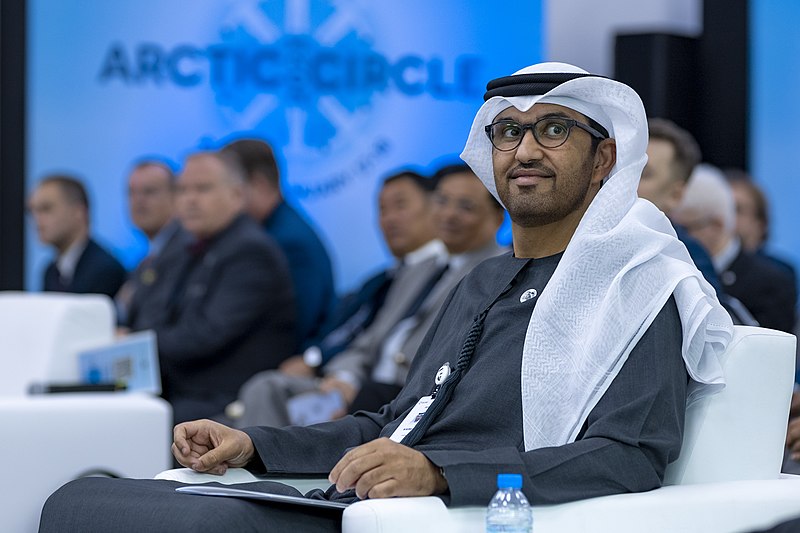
[{"xmin": 614, "ymin": 32, "xmax": 700, "ymax": 137}]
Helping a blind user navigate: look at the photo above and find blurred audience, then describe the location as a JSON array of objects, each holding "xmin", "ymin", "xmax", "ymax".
[
  {"xmin": 673, "ymin": 164, "xmax": 797, "ymax": 333},
  {"xmin": 128, "ymin": 151, "xmax": 296, "ymax": 424},
  {"xmin": 343, "ymin": 164, "xmax": 506, "ymax": 414},
  {"xmin": 226, "ymin": 167, "xmax": 447, "ymax": 427},
  {"xmin": 227, "ymin": 163, "xmax": 505, "ymax": 427},
  {"xmin": 639, "ymin": 118, "xmax": 722, "ymax": 295},
  {"xmin": 221, "ymin": 139, "xmax": 336, "ymax": 350},
  {"xmin": 28, "ymin": 174, "xmax": 126, "ymax": 297},
  {"xmin": 116, "ymin": 160, "xmax": 190, "ymax": 327}
]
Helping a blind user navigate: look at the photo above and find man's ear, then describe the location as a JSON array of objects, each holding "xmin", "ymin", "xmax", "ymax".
[{"xmin": 592, "ymin": 139, "xmax": 616, "ymax": 184}]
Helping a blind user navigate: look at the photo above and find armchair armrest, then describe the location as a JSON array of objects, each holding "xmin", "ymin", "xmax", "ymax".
[{"xmin": 342, "ymin": 477, "xmax": 800, "ymax": 533}]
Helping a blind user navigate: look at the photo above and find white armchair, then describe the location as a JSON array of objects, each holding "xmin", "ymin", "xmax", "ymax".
[
  {"xmin": 0, "ymin": 291, "xmax": 115, "ymax": 396},
  {"xmin": 156, "ymin": 325, "xmax": 799, "ymax": 533},
  {"xmin": 0, "ymin": 291, "xmax": 172, "ymax": 532}
]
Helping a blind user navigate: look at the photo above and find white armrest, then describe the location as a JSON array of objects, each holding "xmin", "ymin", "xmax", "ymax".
[
  {"xmin": 2, "ymin": 393, "xmax": 171, "ymax": 533},
  {"xmin": 344, "ymin": 497, "xmax": 462, "ymax": 533},
  {"xmin": 341, "ymin": 477, "xmax": 800, "ymax": 533},
  {"xmin": 154, "ymin": 467, "xmax": 330, "ymax": 494}
]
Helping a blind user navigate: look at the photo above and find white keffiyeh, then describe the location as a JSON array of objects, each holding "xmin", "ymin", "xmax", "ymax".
[{"xmin": 461, "ymin": 62, "xmax": 733, "ymax": 451}]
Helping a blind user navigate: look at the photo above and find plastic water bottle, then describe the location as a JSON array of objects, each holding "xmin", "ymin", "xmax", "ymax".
[{"xmin": 485, "ymin": 473, "xmax": 533, "ymax": 533}]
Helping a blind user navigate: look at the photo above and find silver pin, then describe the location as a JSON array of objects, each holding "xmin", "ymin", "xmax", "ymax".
[
  {"xmin": 435, "ymin": 362, "xmax": 451, "ymax": 385},
  {"xmin": 520, "ymin": 288, "xmax": 538, "ymax": 303}
]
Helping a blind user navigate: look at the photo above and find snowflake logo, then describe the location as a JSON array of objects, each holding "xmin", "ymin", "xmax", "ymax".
[{"xmin": 213, "ymin": 0, "xmax": 380, "ymax": 156}]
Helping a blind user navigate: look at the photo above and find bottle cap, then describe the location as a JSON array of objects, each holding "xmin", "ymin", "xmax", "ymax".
[{"xmin": 497, "ymin": 473, "xmax": 523, "ymax": 489}]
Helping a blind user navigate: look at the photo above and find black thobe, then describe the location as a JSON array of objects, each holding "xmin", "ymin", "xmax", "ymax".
[{"xmin": 39, "ymin": 252, "xmax": 686, "ymax": 531}]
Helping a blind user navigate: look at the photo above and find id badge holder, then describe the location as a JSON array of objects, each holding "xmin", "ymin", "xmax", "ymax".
[{"xmin": 389, "ymin": 362, "xmax": 451, "ymax": 443}]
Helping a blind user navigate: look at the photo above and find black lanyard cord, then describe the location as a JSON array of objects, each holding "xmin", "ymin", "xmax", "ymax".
[{"xmin": 400, "ymin": 263, "xmax": 528, "ymax": 448}]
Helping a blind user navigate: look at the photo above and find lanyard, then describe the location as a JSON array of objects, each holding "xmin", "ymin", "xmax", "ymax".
[{"xmin": 400, "ymin": 257, "xmax": 532, "ymax": 447}]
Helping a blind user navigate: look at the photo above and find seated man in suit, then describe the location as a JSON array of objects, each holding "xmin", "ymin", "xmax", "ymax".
[
  {"xmin": 116, "ymin": 159, "xmax": 190, "ymax": 327},
  {"xmin": 127, "ymin": 151, "xmax": 297, "ymax": 425},
  {"xmin": 40, "ymin": 62, "xmax": 732, "ymax": 532},
  {"xmin": 28, "ymin": 174, "xmax": 126, "ymax": 297},
  {"xmin": 673, "ymin": 163, "xmax": 797, "ymax": 333},
  {"xmin": 340, "ymin": 163, "xmax": 507, "ymax": 414},
  {"xmin": 275, "ymin": 169, "xmax": 444, "ymax": 379},
  {"xmin": 222, "ymin": 138, "xmax": 336, "ymax": 350}
]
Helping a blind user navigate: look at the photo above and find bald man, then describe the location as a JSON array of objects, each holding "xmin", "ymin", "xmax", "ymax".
[
  {"xmin": 673, "ymin": 164, "xmax": 796, "ymax": 332},
  {"xmin": 132, "ymin": 152, "xmax": 297, "ymax": 425}
]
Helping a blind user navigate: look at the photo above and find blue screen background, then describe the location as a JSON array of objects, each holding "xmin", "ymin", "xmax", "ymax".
[{"xmin": 26, "ymin": 0, "xmax": 543, "ymax": 292}]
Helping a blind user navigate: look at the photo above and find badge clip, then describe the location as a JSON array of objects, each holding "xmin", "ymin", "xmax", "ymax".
[{"xmin": 431, "ymin": 362, "xmax": 451, "ymax": 398}]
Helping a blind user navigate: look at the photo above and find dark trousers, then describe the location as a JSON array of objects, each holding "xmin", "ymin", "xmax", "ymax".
[{"xmin": 39, "ymin": 478, "xmax": 342, "ymax": 533}]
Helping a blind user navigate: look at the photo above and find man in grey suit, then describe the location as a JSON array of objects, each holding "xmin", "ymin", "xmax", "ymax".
[{"xmin": 134, "ymin": 151, "xmax": 296, "ymax": 425}]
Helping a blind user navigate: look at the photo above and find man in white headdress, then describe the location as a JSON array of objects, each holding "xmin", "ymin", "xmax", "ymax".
[{"xmin": 39, "ymin": 62, "xmax": 733, "ymax": 532}]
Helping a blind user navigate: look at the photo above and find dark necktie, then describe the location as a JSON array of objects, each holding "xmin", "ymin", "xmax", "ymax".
[
  {"xmin": 318, "ymin": 270, "xmax": 394, "ymax": 357},
  {"xmin": 400, "ymin": 258, "xmax": 531, "ymax": 447},
  {"xmin": 46, "ymin": 263, "xmax": 69, "ymax": 292},
  {"xmin": 399, "ymin": 263, "xmax": 450, "ymax": 321}
]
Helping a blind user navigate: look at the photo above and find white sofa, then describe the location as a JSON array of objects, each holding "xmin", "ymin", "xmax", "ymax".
[
  {"xmin": 0, "ymin": 291, "xmax": 172, "ymax": 532},
  {"xmin": 157, "ymin": 326, "xmax": 799, "ymax": 533}
]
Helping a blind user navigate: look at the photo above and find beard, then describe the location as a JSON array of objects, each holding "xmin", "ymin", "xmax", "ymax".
[{"xmin": 497, "ymin": 158, "xmax": 595, "ymax": 228}]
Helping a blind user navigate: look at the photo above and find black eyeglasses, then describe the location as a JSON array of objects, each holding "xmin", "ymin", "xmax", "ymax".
[{"xmin": 484, "ymin": 117, "xmax": 607, "ymax": 151}]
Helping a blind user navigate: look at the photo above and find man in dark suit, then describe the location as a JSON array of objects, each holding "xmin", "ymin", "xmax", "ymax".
[
  {"xmin": 117, "ymin": 159, "xmax": 190, "ymax": 327},
  {"xmin": 128, "ymin": 151, "xmax": 297, "ymax": 425},
  {"xmin": 28, "ymin": 174, "xmax": 126, "ymax": 297},
  {"xmin": 222, "ymin": 139, "xmax": 336, "ymax": 350}
]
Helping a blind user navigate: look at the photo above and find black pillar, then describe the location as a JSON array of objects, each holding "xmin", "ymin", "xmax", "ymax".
[
  {"xmin": 0, "ymin": 0, "xmax": 26, "ymax": 290},
  {"xmin": 614, "ymin": 0, "xmax": 749, "ymax": 171},
  {"xmin": 698, "ymin": 0, "xmax": 749, "ymax": 170}
]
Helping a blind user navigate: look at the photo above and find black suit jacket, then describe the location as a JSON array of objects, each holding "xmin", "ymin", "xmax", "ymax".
[
  {"xmin": 43, "ymin": 238, "xmax": 126, "ymax": 298},
  {"xmin": 125, "ymin": 221, "xmax": 193, "ymax": 329},
  {"xmin": 131, "ymin": 214, "xmax": 296, "ymax": 424},
  {"xmin": 721, "ymin": 249, "xmax": 797, "ymax": 333}
]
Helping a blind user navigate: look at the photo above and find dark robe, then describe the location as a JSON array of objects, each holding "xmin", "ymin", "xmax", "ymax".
[{"xmin": 40, "ymin": 252, "xmax": 686, "ymax": 531}]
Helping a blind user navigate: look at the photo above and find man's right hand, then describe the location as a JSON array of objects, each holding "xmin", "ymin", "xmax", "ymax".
[{"xmin": 172, "ymin": 419, "xmax": 256, "ymax": 475}]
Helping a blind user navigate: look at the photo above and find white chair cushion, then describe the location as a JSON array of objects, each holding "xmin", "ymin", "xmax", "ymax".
[
  {"xmin": 1, "ymin": 393, "xmax": 171, "ymax": 532},
  {"xmin": 665, "ymin": 326, "xmax": 796, "ymax": 484},
  {"xmin": 0, "ymin": 291, "xmax": 115, "ymax": 396}
]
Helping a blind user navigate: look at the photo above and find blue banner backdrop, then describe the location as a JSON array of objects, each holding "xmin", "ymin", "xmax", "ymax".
[
  {"xmin": 26, "ymin": 0, "xmax": 542, "ymax": 292},
  {"xmin": 750, "ymin": 0, "xmax": 800, "ymax": 283}
]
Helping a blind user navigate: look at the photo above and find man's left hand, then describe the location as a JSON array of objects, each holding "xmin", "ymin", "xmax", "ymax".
[{"xmin": 328, "ymin": 437, "xmax": 448, "ymax": 499}]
